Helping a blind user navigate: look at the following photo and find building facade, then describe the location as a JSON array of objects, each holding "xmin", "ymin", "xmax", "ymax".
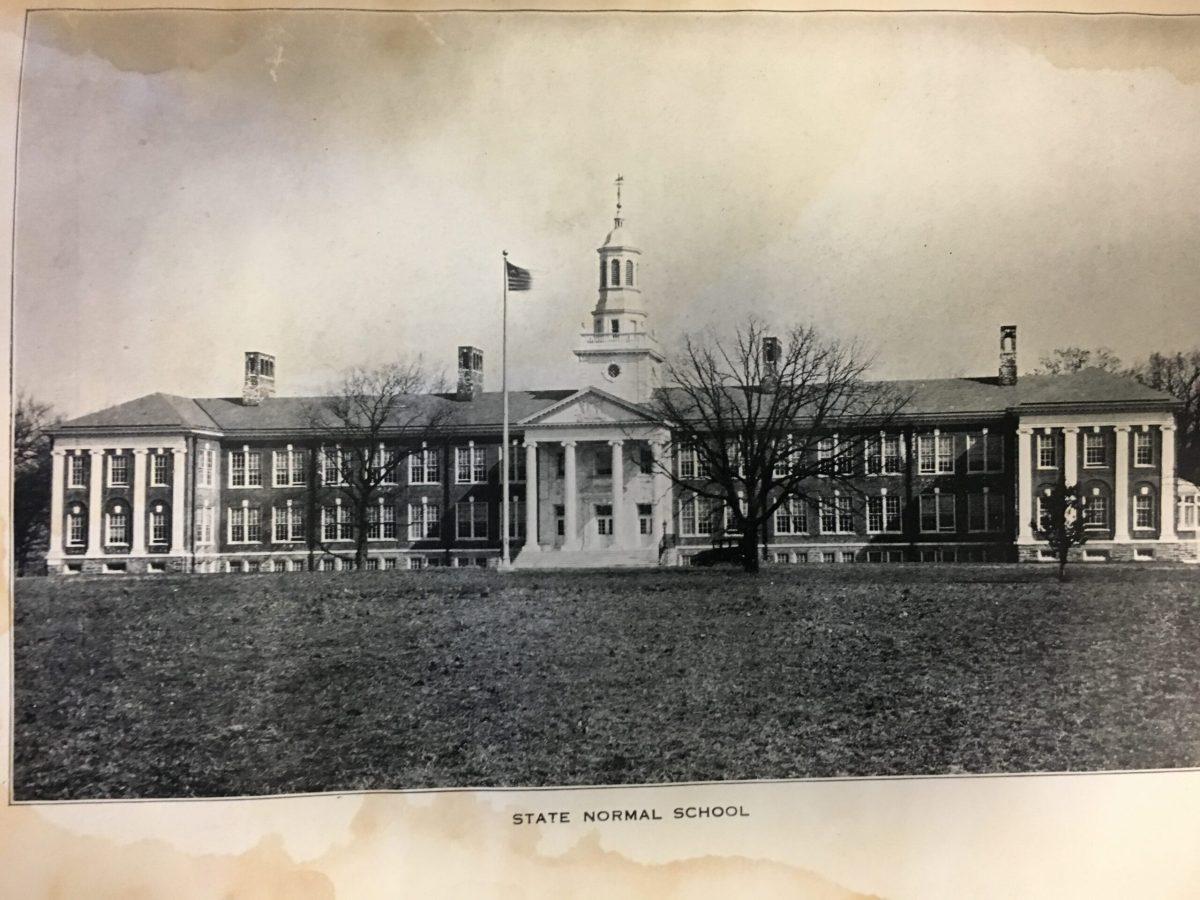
[{"xmin": 45, "ymin": 198, "xmax": 1200, "ymax": 574}]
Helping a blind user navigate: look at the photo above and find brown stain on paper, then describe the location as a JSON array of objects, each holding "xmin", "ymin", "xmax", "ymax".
[{"xmin": 0, "ymin": 794, "xmax": 879, "ymax": 898}]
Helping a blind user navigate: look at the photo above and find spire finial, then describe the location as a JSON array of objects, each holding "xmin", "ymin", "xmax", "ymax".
[{"xmin": 614, "ymin": 174, "xmax": 624, "ymax": 226}]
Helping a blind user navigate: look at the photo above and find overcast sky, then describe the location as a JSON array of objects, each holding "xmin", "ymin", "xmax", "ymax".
[{"xmin": 13, "ymin": 11, "xmax": 1200, "ymax": 418}]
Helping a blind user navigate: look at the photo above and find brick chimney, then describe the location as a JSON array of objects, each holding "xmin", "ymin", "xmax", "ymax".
[
  {"xmin": 998, "ymin": 326, "xmax": 1017, "ymax": 386},
  {"xmin": 242, "ymin": 351, "xmax": 276, "ymax": 406},
  {"xmin": 762, "ymin": 336, "xmax": 781, "ymax": 390},
  {"xmin": 456, "ymin": 346, "xmax": 484, "ymax": 400}
]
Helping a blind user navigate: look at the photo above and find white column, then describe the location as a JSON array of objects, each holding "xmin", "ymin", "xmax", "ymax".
[
  {"xmin": 650, "ymin": 440, "xmax": 668, "ymax": 543},
  {"xmin": 1114, "ymin": 426, "xmax": 1131, "ymax": 542},
  {"xmin": 1063, "ymin": 426, "xmax": 1079, "ymax": 486},
  {"xmin": 1161, "ymin": 423, "xmax": 1177, "ymax": 542},
  {"xmin": 610, "ymin": 440, "xmax": 625, "ymax": 548},
  {"xmin": 172, "ymin": 447, "xmax": 188, "ymax": 553},
  {"xmin": 1017, "ymin": 427, "xmax": 1034, "ymax": 543},
  {"xmin": 49, "ymin": 449, "xmax": 66, "ymax": 562},
  {"xmin": 86, "ymin": 449, "xmax": 104, "ymax": 556},
  {"xmin": 524, "ymin": 441, "xmax": 538, "ymax": 551},
  {"xmin": 131, "ymin": 449, "xmax": 148, "ymax": 555},
  {"xmin": 563, "ymin": 440, "xmax": 578, "ymax": 550}
]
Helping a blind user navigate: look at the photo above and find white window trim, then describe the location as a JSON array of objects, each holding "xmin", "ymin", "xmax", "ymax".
[
  {"xmin": 818, "ymin": 494, "xmax": 854, "ymax": 535},
  {"xmin": 105, "ymin": 508, "xmax": 130, "ymax": 545},
  {"xmin": 1132, "ymin": 493, "xmax": 1156, "ymax": 530},
  {"xmin": 865, "ymin": 494, "xmax": 902, "ymax": 534},
  {"xmin": 409, "ymin": 445, "xmax": 441, "ymax": 485},
  {"xmin": 107, "ymin": 454, "xmax": 130, "ymax": 488},
  {"xmin": 919, "ymin": 491, "xmax": 957, "ymax": 534},
  {"xmin": 150, "ymin": 453, "xmax": 170, "ymax": 487},
  {"xmin": 67, "ymin": 454, "xmax": 87, "ymax": 489},
  {"xmin": 1133, "ymin": 430, "xmax": 1154, "ymax": 468},
  {"xmin": 1036, "ymin": 432, "xmax": 1059, "ymax": 471},
  {"xmin": 1082, "ymin": 432, "xmax": 1108, "ymax": 469},
  {"xmin": 455, "ymin": 498, "xmax": 488, "ymax": 540}
]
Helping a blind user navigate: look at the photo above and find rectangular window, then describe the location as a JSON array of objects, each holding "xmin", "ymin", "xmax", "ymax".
[
  {"xmin": 638, "ymin": 503, "xmax": 653, "ymax": 535},
  {"xmin": 1134, "ymin": 431, "xmax": 1153, "ymax": 466},
  {"xmin": 919, "ymin": 493, "xmax": 957, "ymax": 533},
  {"xmin": 680, "ymin": 493, "xmax": 717, "ymax": 536},
  {"xmin": 151, "ymin": 453, "xmax": 169, "ymax": 486},
  {"xmin": 373, "ymin": 446, "xmax": 399, "ymax": 485},
  {"xmin": 679, "ymin": 446, "xmax": 696, "ymax": 479},
  {"xmin": 817, "ymin": 437, "xmax": 835, "ymax": 475},
  {"xmin": 507, "ymin": 445, "xmax": 527, "ymax": 482},
  {"xmin": 773, "ymin": 436, "xmax": 794, "ymax": 478},
  {"xmin": 67, "ymin": 512, "xmax": 85, "ymax": 546},
  {"xmin": 68, "ymin": 455, "xmax": 87, "ymax": 488},
  {"xmin": 967, "ymin": 492, "xmax": 1006, "ymax": 532},
  {"xmin": 1037, "ymin": 433, "xmax": 1058, "ymax": 469},
  {"xmin": 408, "ymin": 502, "xmax": 441, "ymax": 540},
  {"xmin": 1084, "ymin": 494, "xmax": 1109, "ymax": 529},
  {"xmin": 936, "ymin": 433, "xmax": 955, "ymax": 473},
  {"xmin": 273, "ymin": 448, "xmax": 307, "ymax": 487},
  {"xmin": 1179, "ymin": 495, "xmax": 1197, "ymax": 530},
  {"xmin": 595, "ymin": 446, "xmax": 613, "ymax": 477},
  {"xmin": 455, "ymin": 446, "xmax": 487, "ymax": 484},
  {"xmin": 1083, "ymin": 432, "xmax": 1107, "ymax": 468},
  {"xmin": 322, "ymin": 505, "xmax": 353, "ymax": 541},
  {"xmin": 230, "ymin": 450, "xmax": 263, "ymax": 487},
  {"xmin": 1134, "ymin": 494, "xmax": 1155, "ymax": 529},
  {"xmin": 883, "ymin": 434, "xmax": 903, "ymax": 474},
  {"xmin": 198, "ymin": 448, "xmax": 215, "ymax": 488},
  {"xmin": 865, "ymin": 436, "xmax": 882, "ymax": 475},
  {"xmin": 229, "ymin": 507, "xmax": 246, "ymax": 543},
  {"xmin": 273, "ymin": 505, "xmax": 304, "ymax": 542},
  {"xmin": 106, "ymin": 509, "xmax": 128, "ymax": 544},
  {"xmin": 866, "ymin": 495, "xmax": 901, "ymax": 533},
  {"xmin": 917, "ymin": 434, "xmax": 936, "ymax": 474},
  {"xmin": 456, "ymin": 500, "xmax": 488, "ymax": 539},
  {"xmin": 555, "ymin": 504, "xmax": 565, "ymax": 536},
  {"xmin": 508, "ymin": 501, "xmax": 526, "ymax": 540},
  {"xmin": 595, "ymin": 503, "xmax": 613, "ymax": 535},
  {"xmin": 322, "ymin": 448, "xmax": 349, "ymax": 486},
  {"xmin": 966, "ymin": 432, "xmax": 1004, "ymax": 473},
  {"xmin": 819, "ymin": 495, "xmax": 853, "ymax": 534},
  {"xmin": 774, "ymin": 497, "xmax": 808, "ymax": 534},
  {"xmin": 639, "ymin": 447, "xmax": 654, "ymax": 476},
  {"xmin": 367, "ymin": 504, "xmax": 397, "ymax": 540},
  {"xmin": 409, "ymin": 447, "xmax": 441, "ymax": 484},
  {"xmin": 149, "ymin": 508, "xmax": 168, "ymax": 544},
  {"xmin": 109, "ymin": 454, "xmax": 129, "ymax": 486}
]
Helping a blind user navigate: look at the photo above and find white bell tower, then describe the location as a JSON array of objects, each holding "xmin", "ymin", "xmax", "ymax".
[{"xmin": 574, "ymin": 175, "xmax": 663, "ymax": 404}]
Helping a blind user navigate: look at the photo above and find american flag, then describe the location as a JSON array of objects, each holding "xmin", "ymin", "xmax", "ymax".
[{"xmin": 505, "ymin": 261, "xmax": 532, "ymax": 292}]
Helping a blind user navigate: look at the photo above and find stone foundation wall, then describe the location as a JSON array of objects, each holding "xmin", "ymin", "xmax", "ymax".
[{"xmin": 1018, "ymin": 542, "xmax": 1198, "ymax": 563}]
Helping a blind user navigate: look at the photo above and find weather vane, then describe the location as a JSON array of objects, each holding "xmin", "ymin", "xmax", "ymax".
[{"xmin": 615, "ymin": 174, "xmax": 624, "ymax": 217}]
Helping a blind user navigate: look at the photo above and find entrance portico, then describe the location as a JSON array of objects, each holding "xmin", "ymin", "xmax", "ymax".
[{"xmin": 513, "ymin": 388, "xmax": 671, "ymax": 568}]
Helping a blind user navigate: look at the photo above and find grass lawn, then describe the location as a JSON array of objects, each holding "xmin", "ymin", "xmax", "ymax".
[{"xmin": 13, "ymin": 564, "xmax": 1200, "ymax": 799}]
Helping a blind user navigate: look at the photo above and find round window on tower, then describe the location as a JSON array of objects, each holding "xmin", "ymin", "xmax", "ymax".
[{"xmin": 606, "ymin": 363, "xmax": 621, "ymax": 380}]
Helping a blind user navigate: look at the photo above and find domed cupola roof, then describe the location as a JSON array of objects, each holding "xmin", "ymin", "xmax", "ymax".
[{"xmin": 600, "ymin": 218, "xmax": 637, "ymax": 251}]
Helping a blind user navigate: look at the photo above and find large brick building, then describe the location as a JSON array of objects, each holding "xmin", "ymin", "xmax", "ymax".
[{"xmin": 45, "ymin": 201, "xmax": 1199, "ymax": 574}]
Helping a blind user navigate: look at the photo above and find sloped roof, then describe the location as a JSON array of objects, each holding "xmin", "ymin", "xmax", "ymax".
[
  {"xmin": 55, "ymin": 392, "xmax": 220, "ymax": 431},
  {"xmin": 54, "ymin": 390, "xmax": 576, "ymax": 435},
  {"xmin": 51, "ymin": 369, "xmax": 1176, "ymax": 437}
]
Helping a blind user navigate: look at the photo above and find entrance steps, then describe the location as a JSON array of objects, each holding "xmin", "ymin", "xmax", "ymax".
[{"xmin": 510, "ymin": 547, "xmax": 660, "ymax": 569}]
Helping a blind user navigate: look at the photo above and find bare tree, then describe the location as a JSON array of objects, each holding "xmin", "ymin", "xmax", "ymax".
[
  {"xmin": 307, "ymin": 360, "xmax": 452, "ymax": 570},
  {"xmin": 1033, "ymin": 478, "xmax": 1088, "ymax": 582},
  {"xmin": 1033, "ymin": 346, "xmax": 1123, "ymax": 375},
  {"xmin": 13, "ymin": 393, "xmax": 60, "ymax": 575},
  {"xmin": 643, "ymin": 319, "xmax": 909, "ymax": 573}
]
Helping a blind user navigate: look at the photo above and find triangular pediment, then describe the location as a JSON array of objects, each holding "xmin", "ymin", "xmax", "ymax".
[{"xmin": 519, "ymin": 388, "xmax": 662, "ymax": 427}]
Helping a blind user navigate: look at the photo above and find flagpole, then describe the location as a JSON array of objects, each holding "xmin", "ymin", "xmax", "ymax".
[{"xmin": 501, "ymin": 250, "xmax": 511, "ymax": 568}]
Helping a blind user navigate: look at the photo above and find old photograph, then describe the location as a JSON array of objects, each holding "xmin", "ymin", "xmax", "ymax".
[{"xmin": 10, "ymin": 9, "xmax": 1200, "ymax": 800}]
